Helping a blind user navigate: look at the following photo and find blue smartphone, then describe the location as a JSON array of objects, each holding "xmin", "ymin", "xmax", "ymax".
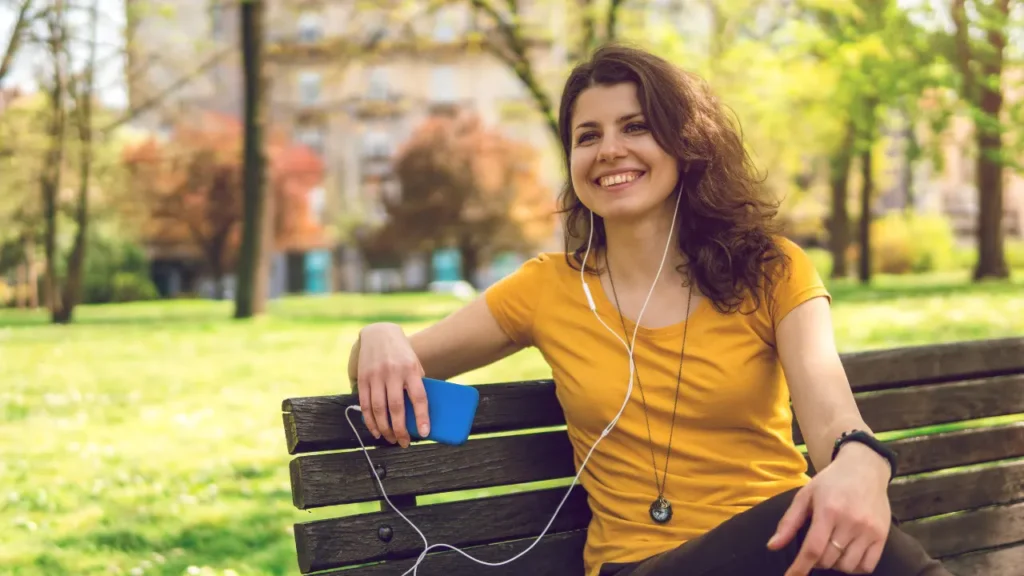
[{"xmin": 365, "ymin": 378, "xmax": 480, "ymax": 446}]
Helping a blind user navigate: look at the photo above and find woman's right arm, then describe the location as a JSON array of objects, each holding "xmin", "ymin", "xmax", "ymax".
[{"xmin": 347, "ymin": 296, "xmax": 522, "ymax": 447}]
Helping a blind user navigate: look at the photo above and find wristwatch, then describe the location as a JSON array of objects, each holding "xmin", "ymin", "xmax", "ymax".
[{"xmin": 831, "ymin": 429, "xmax": 898, "ymax": 481}]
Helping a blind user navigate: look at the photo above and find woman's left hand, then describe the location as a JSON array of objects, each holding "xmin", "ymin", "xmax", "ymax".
[{"xmin": 767, "ymin": 443, "xmax": 893, "ymax": 576}]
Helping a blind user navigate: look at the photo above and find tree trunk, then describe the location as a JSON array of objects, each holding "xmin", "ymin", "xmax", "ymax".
[
  {"xmin": 459, "ymin": 239, "xmax": 480, "ymax": 286},
  {"xmin": 234, "ymin": 0, "xmax": 268, "ymax": 318},
  {"xmin": 974, "ymin": 130, "xmax": 1008, "ymax": 279},
  {"xmin": 55, "ymin": 0, "xmax": 98, "ymax": 325},
  {"xmin": 829, "ymin": 121, "xmax": 855, "ymax": 279},
  {"xmin": 971, "ymin": 0, "xmax": 1010, "ymax": 280},
  {"xmin": 858, "ymin": 146, "xmax": 873, "ymax": 284},
  {"xmin": 952, "ymin": 0, "xmax": 1010, "ymax": 280},
  {"xmin": 25, "ymin": 235, "xmax": 38, "ymax": 308},
  {"xmin": 41, "ymin": 0, "xmax": 66, "ymax": 320}
]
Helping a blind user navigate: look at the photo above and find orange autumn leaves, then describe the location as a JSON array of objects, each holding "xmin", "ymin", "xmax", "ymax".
[{"xmin": 122, "ymin": 112, "xmax": 327, "ymax": 277}]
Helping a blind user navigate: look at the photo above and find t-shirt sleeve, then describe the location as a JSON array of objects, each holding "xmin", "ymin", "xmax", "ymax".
[
  {"xmin": 767, "ymin": 237, "xmax": 831, "ymax": 333},
  {"xmin": 483, "ymin": 253, "xmax": 552, "ymax": 347}
]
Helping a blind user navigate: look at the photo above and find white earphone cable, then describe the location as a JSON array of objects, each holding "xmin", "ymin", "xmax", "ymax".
[{"xmin": 343, "ymin": 184, "xmax": 685, "ymax": 574}]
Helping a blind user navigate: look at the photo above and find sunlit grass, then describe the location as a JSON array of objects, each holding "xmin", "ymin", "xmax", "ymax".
[{"xmin": 0, "ymin": 271, "xmax": 1021, "ymax": 575}]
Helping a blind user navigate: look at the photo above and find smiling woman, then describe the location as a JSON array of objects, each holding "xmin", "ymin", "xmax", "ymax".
[{"xmin": 347, "ymin": 43, "xmax": 953, "ymax": 576}]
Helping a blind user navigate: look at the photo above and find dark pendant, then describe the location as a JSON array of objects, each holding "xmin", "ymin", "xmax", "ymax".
[{"xmin": 649, "ymin": 497, "xmax": 672, "ymax": 524}]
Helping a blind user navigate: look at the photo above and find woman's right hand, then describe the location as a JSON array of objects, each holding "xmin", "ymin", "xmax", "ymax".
[{"xmin": 353, "ymin": 323, "xmax": 430, "ymax": 448}]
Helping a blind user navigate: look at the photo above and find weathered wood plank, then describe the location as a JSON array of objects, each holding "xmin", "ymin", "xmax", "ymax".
[
  {"xmin": 890, "ymin": 423, "xmax": 1024, "ymax": 477},
  {"xmin": 904, "ymin": 501, "xmax": 1024, "ymax": 559},
  {"xmin": 282, "ymin": 380, "xmax": 561, "ymax": 455},
  {"xmin": 793, "ymin": 374, "xmax": 1024, "ymax": 445},
  {"xmin": 292, "ymin": 458, "xmax": 1024, "ymax": 572},
  {"xmin": 890, "ymin": 459, "xmax": 1024, "ymax": 522},
  {"xmin": 840, "ymin": 337, "xmax": 1024, "ymax": 392},
  {"xmin": 292, "ymin": 423, "xmax": 1024, "ymax": 510},
  {"xmin": 295, "ymin": 486, "xmax": 590, "ymax": 572},
  {"xmin": 283, "ymin": 338, "xmax": 1024, "ymax": 455},
  {"xmin": 290, "ymin": 430, "xmax": 575, "ymax": 509},
  {"xmin": 305, "ymin": 530, "xmax": 587, "ymax": 576},
  {"xmin": 942, "ymin": 543, "xmax": 1024, "ymax": 576}
]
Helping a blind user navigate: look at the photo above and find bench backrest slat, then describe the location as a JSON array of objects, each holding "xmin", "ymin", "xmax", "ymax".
[
  {"xmin": 295, "ymin": 486, "xmax": 590, "ymax": 573},
  {"xmin": 319, "ymin": 530, "xmax": 588, "ymax": 576},
  {"xmin": 903, "ymin": 501, "xmax": 1024, "ymax": 560},
  {"xmin": 943, "ymin": 545, "xmax": 1024, "ymax": 576},
  {"xmin": 282, "ymin": 338, "xmax": 1024, "ymax": 455},
  {"xmin": 290, "ymin": 421, "xmax": 1024, "ymax": 510},
  {"xmin": 889, "ymin": 459, "xmax": 1024, "ymax": 522},
  {"xmin": 290, "ymin": 430, "xmax": 574, "ymax": 509}
]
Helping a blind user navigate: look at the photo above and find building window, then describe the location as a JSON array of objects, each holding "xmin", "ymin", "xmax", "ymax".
[
  {"xmin": 433, "ymin": 7, "xmax": 457, "ymax": 42},
  {"xmin": 296, "ymin": 125, "xmax": 325, "ymax": 156},
  {"xmin": 298, "ymin": 12, "xmax": 324, "ymax": 43},
  {"xmin": 210, "ymin": 2, "xmax": 224, "ymax": 40},
  {"xmin": 367, "ymin": 66, "xmax": 389, "ymax": 101},
  {"xmin": 309, "ymin": 186, "xmax": 326, "ymax": 221},
  {"xmin": 298, "ymin": 71, "xmax": 321, "ymax": 104},
  {"xmin": 362, "ymin": 130, "xmax": 392, "ymax": 158},
  {"xmin": 429, "ymin": 66, "xmax": 456, "ymax": 102}
]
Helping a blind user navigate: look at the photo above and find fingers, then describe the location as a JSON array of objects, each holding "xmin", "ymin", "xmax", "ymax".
[
  {"xmin": 370, "ymin": 378, "xmax": 395, "ymax": 444},
  {"xmin": 856, "ymin": 539, "xmax": 886, "ymax": 574},
  {"xmin": 406, "ymin": 374, "xmax": 430, "ymax": 439},
  {"xmin": 834, "ymin": 533, "xmax": 871, "ymax": 574},
  {"xmin": 356, "ymin": 376, "xmax": 380, "ymax": 440},
  {"xmin": 819, "ymin": 522, "xmax": 856, "ymax": 571},
  {"xmin": 784, "ymin": 503, "xmax": 834, "ymax": 576},
  {"xmin": 768, "ymin": 486, "xmax": 811, "ymax": 550},
  {"xmin": 386, "ymin": 374, "xmax": 410, "ymax": 447}
]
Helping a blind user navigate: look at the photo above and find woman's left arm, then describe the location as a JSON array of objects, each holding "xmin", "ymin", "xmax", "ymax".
[{"xmin": 767, "ymin": 296, "xmax": 894, "ymax": 576}]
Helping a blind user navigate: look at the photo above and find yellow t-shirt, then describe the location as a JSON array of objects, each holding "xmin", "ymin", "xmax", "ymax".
[{"xmin": 483, "ymin": 236, "xmax": 831, "ymax": 575}]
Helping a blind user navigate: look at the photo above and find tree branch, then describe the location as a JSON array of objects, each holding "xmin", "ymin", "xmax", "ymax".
[
  {"xmin": 100, "ymin": 46, "xmax": 236, "ymax": 134},
  {"xmin": 0, "ymin": 0, "xmax": 36, "ymax": 85}
]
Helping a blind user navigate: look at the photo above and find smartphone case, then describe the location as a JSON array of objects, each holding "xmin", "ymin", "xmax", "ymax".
[{"xmin": 366, "ymin": 378, "xmax": 480, "ymax": 446}]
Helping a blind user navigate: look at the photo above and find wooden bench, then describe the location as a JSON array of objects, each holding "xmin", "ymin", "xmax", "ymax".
[{"xmin": 281, "ymin": 337, "xmax": 1024, "ymax": 575}]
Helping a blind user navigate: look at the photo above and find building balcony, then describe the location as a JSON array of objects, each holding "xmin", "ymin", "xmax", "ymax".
[{"xmin": 350, "ymin": 93, "xmax": 411, "ymax": 119}]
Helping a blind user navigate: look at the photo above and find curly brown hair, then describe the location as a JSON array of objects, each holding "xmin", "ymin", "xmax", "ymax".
[{"xmin": 557, "ymin": 43, "xmax": 788, "ymax": 315}]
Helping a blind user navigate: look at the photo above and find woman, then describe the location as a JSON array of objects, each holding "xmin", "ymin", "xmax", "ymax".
[{"xmin": 348, "ymin": 44, "xmax": 950, "ymax": 576}]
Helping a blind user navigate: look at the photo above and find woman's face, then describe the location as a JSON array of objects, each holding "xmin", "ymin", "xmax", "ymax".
[{"xmin": 569, "ymin": 82, "xmax": 680, "ymax": 224}]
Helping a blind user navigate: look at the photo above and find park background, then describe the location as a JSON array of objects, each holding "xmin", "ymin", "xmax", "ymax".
[{"xmin": 1, "ymin": 0, "xmax": 1023, "ymax": 575}]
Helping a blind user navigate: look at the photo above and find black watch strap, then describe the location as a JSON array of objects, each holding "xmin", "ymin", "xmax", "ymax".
[{"xmin": 831, "ymin": 429, "xmax": 898, "ymax": 480}]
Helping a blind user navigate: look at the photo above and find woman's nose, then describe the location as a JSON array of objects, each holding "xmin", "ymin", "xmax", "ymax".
[{"xmin": 597, "ymin": 134, "xmax": 627, "ymax": 162}]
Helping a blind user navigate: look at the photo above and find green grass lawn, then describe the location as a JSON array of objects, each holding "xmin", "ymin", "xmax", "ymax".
[{"xmin": 0, "ymin": 271, "xmax": 1022, "ymax": 576}]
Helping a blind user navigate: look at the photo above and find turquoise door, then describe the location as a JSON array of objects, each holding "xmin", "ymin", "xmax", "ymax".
[{"xmin": 304, "ymin": 250, "xmax": 330, "ymax": 294}]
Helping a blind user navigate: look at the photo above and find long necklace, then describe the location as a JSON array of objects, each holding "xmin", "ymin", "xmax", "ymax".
[{"xmin": 607, "ymin": 264, "xmax": 692, "ymax": 524}]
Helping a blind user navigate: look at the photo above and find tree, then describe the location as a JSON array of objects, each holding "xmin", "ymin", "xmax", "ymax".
[
  {"xmin": 235, "ymin": 0, "xmax": 268, "ymax": 318},
  {"xmin": 374, "ymin": 111, "xmax": 554, "ymax": 282},
  {"xmin": 797, "ymin": 0, "xmax": 941, "ymax": 282},
  {"xmin": 122, "ymin": 112, "xmax": 326, "ymax": 299},
  {"xmin": 949, "ymin": 0, "xmax": 1016, "ymax": 280}
]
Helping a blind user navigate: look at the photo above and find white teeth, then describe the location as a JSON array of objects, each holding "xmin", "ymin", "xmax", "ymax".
[{"xmin": 599, "ymin": 171, "xmax": 642, "ymax": 187}]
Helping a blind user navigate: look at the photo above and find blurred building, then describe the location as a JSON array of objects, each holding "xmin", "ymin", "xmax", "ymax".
[{"xmin": 125, "ymin": 0, "xmax": 566, "ymax": 296}]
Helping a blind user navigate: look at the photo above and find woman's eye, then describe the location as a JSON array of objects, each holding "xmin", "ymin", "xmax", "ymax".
[
  {"xmin": 625, "ymin": 122, "xmax": 649, "ymax": 133},
  {"xmin": 576, "ymin": 132, "xmax": 597, "ymax": 145}
]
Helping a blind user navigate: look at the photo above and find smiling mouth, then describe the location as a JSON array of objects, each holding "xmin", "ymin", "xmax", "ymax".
[{"xmin": 596, "ymin": 171, "xmax": 646, "ymax": 189}]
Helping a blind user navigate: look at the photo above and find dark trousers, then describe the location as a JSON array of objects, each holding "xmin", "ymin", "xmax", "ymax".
[{"xmin": 598, "ymin": 487, "xmax": 950, "ymax": 576}]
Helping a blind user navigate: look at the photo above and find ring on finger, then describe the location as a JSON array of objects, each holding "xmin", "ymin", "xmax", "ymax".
[{"xmin": 829, "ymin": 539, "xmax": 847, "ymax": 552}]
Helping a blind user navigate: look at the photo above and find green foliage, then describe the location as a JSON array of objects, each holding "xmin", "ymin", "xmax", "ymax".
[
  {"xmin": 81, "ymin": 230, "xmax": 158, "ymax": 305},
  {"xmin": 870, "ymin": 212, "xmax": 957, "ymax": 274}
]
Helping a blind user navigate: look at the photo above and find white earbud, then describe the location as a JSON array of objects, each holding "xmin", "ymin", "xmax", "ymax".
[{"xmin": 344, "ymin": 183, "xmax": 685, "ymax": 574}]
